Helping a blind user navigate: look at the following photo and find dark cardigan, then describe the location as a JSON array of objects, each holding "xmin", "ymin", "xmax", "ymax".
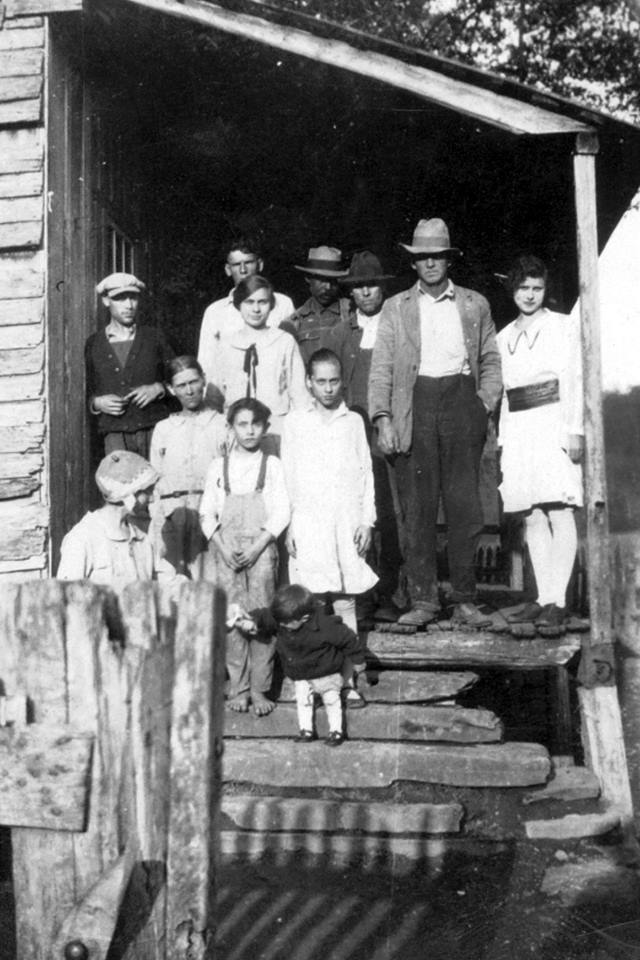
[
  {"xmin": 85, "ymin": 325, "xmax": 176, "ymax": 436},
  {"xmin": 254, "ymin": 606, "xmax": 366, "ymax": 681}
]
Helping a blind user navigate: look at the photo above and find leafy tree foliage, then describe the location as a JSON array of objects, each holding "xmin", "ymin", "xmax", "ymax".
[{"xmin": 278, "ymin": 0, "xmax": 640, "ymax": 121}]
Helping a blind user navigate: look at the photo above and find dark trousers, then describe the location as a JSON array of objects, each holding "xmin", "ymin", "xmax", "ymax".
[{"xmin": 395, "ymin": 374, "xmax": 487, "ymax": 606}]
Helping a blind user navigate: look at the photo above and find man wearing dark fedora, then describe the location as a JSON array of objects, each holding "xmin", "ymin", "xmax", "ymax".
[
  {"xmin": 289, "ymin": 245, "xmax": 350, "ymax": 366},
  {"xmin": 369, "ymin": 218, "xmax": 502, "ymax": 627},
  {"xmin": 328, "ymin": 250, "xmax": 402, "ymax": 617}
]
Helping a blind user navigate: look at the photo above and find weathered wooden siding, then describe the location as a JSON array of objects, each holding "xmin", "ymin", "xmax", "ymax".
[{"xmin": 0, "ymin": 18, "xmax": 48, "ymax": 580}]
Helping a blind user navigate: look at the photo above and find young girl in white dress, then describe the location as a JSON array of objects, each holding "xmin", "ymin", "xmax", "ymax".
[{"xmin": 497, "ymin": 255, "xmax": 583, "ymax": 628}]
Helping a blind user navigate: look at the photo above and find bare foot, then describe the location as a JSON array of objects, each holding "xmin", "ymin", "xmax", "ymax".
[
  {"xmin": 252, "ymin": 693, "xmax": 275, "ymax": 717},
  {"xmin": 227, "ymin": 694, "xmax": 250, "ymax": 713}
]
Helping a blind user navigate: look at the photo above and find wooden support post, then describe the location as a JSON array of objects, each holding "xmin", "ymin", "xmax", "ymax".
[{"xmin": 573, "ymin": 132, "xmax": 634, "ymax": 825}]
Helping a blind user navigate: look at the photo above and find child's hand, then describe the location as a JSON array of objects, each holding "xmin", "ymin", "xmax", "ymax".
[
  {"xmin": 217, "ymin": 541, "xmax": 242, "ymax": 570},
  {"xmin": 354, "ymin": 525, "xmax": 372, "ymax": 557},
  {"xmin": 233, "ymin": 544, "xmax": 261, "ymax": 569}
]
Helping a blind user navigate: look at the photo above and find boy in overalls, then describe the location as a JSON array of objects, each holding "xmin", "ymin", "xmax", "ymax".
[{"xmin": 200, "ymin": 398, "xmax": 290, "ymax": 716}]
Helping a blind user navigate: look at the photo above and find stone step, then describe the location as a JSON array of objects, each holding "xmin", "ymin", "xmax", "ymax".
[
  {"xmin": 219, "ymin": 829, "xmax": 462, "ymax": 872},
  {"xmin": 222, "ymin": 795, "xmax": 464, "ymax": 834},
  {"xmin": 225, "ymin": 702, "xmax": 503, "ymax": 743},
  {"xmin": 223, "ymin": 739, "xmax": 551, "ymax": 789},
  {"xmin": 366, "ymin": 631, "xmax": 581, "ymax": 670},
  {"xmin": 524, "ymin": 809, "xmax": 621, "ymax": 841},
  {"xmin": 278, "ymin": 670, "xmax": 479, "ymax": 704},
  {"xmin": 522, "ymin": 765, "xmax": 600, "ymax": 805}
]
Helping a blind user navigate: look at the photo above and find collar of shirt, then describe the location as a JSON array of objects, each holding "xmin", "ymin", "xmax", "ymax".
[
  {"xmin": 309, "ymin": 399, "xmax": 349, "ymax": 422},
  {"xmin": 105, "ymin": 323, "xmax": 137, "ymax": 342},
  {"xmin": 95, "ymin": 512, "xmax": 145, "ymax": 542},
  {"xmin": 356, "ymin": 309, "xmax": 382, "ymax": 329},
  {"xmin": 230, "ymin": 326, "xmax": 282, "ymax": 349},
  {"xmin": 509, "ymin": 309, "xmax": 549, "ymax": 350},
  {"xmin": 417, "ymin": 279, "xmax": 455, "ymax": 304},
  {"xmin": 299, "ymin": 297, "xmax": 342, "ymax": 319}
]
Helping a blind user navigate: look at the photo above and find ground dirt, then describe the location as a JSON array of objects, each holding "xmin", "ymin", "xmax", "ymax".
[{"xmin": 216, "ymin": 837, "xmax": 640, "ymax": 960}]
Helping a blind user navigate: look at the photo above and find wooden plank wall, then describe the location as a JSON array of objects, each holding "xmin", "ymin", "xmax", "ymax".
[{"xmin": 0, "ymin": 17, "xmax": 48, "ymax": 581}]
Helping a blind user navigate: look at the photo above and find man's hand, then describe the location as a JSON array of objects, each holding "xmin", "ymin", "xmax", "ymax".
[
  {"xmin": 354, "ymin": 525, "xmax": 372, "ymax": 557},
  {"xmin": 125, "ymin": 383, "xmax": 165, "ymax": 408},
  {"xmin": 376, "ymin": 416, "xmax": 399, "ymax": 456},
  {"xmin": 93, "ymin": 394, "xmax": 127, "ymax": 416},
  {"xmin": 214, "ymin": 536, "xmax": 242, "ymax": 571},
  {"xmin": 566, "ymin": 434, "xmax": 584, "ymax": 463},
  {"xmin": 286, "ymin": 529, "xmax": 297, "ymax": 558}
]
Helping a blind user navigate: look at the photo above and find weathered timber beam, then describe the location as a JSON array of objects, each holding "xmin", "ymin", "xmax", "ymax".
[
  {"xmin": 573, "ymin": 130, "xmax": 635, "ymax": 828},
  {"xmin": 365, "ymin": 631, "xmax": 580, "ymax": 669},
  {"xmin": 123, "ymin": 0, "xmax": 591, "ymax": 136},
  {"xmin": 3, "ymin": 0, "xmax": 82, "ymax": 17},
  {"xmin": 280, "ymin": 669, "xmax": 479, "ymax": 703}
]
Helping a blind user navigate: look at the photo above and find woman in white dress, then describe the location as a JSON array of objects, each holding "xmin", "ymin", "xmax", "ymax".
[{"xmin": 497, "ymin": 255, "xmax": 583, "ymax": 628}]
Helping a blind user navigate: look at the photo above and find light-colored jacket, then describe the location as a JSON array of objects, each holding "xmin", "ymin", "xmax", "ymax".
[{"xmin": 368, "ymin": 283, "xmax": 502, "ymax": 453}]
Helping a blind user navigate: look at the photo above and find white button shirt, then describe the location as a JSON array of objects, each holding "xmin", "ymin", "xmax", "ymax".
[{"xmin": 417, "ymin": 280, "xmax": 470, "ymax": 377}]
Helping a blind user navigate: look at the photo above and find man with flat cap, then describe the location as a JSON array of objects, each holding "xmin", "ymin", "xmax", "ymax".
[
  {"xmin": 328, "ymin": 250, "xmax": 402, "ymax": 615},
  {"xmin": 87, "ymin": 272, "xmax": 175, "ymax": 459},
  {"xmin": 289, "ymin": 245, "xmax": 350, "ymax": 366},
  {"xmin": 369, "ymin": 219, "xmax": 502, "ymax": 627}
]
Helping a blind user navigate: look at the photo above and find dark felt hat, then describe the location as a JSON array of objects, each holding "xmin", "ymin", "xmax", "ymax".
[{"xmin": 342, "ymin": 250, "xmax": 395, "ymax": 287}]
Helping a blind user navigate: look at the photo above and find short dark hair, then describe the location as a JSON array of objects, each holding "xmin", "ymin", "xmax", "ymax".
[
  {"xmin": 166, "ymin": 355, "xmax": 204, "ymax": 382},
  {"xmin": 271, "ymin": 584, "xmax": 316, "ymax": 623},
  {"xmin": 226, "ymin": 396, "xmax": 271, "ymax": 427},
  {"xmin": 224, "ymin": 236, "xmax": 262, "ymax": 261},
  {"xmin": 232, "ymin": 275, "xmax": 276, "ymax": 311},
  {"xmin": 306, "ymin": 348, "xmax": 342, "ymax": 378},
  {"xmin": 508, "ymin": 255, "xmax": 548, "ymax": 293}
]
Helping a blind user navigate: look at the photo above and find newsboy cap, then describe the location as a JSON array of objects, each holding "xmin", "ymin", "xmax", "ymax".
[{"xmin": 96, "ymin": 273, "xmax": 146, "ymax": 297}]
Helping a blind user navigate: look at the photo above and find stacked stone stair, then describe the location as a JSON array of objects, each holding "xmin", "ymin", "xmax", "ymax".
[{"xmin": 221, "ymin": 628, "xmax": 610, "ymax": 866}]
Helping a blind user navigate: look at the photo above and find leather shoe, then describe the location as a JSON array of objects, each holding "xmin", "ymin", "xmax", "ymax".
[
  {"xmin": 506, "ymin": 602, "xmax": 542, "ymax": 624},
  {"xmin": 535, "ymin": 604, "xmax": 567, "ymax": 628},
  {"xmin": 296, "ymin": 729, "xmax": 316, "ymax": 743},
  {"xmin": 325, "ymin": 731, "xmax": 345, "ymax": 747},
  {"xmin": 451, "ymin": 602, "xmax": 493, "ymax": 629},
  {"xmin": 397, "ymin": 603, "xmax": 439, "ymax": 627}
]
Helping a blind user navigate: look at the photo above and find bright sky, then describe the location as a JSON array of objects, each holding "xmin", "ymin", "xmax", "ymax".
[{"xmin": 572, "ymin": 193, "xmax": 640, "ymax": 394}]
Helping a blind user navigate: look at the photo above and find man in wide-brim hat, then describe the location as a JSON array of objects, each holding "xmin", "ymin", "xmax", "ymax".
[
  {"xmin": 288, "ymin": 246, "xmax": 351, "ymax": 366},
  {"xmin": 327, "ymin": 251, "xmax": 402, "ymax": 618},
  {"xmin": 369, "ymin": 218, "xmax": 502, "ymax": 628}
]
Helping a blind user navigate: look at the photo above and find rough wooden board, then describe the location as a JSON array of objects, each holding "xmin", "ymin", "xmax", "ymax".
[
  {"xmin": 0, "ymin": 220, "xmax": 42, "ymax": 249},
  {"xmin": 0, "ymin": 197, "xmax": 42, "ymax": 223},
  {"xmin": 0, "ymin": 251, "xmax": 45, "ymax": 297},
  {"xmin": 0, "ymin": 527, "xmax": 46, "ymax": 570},
  {"xmin": 167, "ymin": 582, "xmax": 225, "ymax": 956},
  {"xmin": 0, "ymin": 49, "xmax": 43, "ymax": 77},
  {"xmin": 0, "ymin": 476, "xmax": 40, "ymax": 499},
  {"xmin": 222, "ymin": 795, "xmax": 464, "ymax": 834},
  {"xmin": 224, "ymin": 740, "xmax": 551, "ymax": 788},
  {"xmin": 0, "ymin": 322, "xmax": 43, "ymax": 349},
  {"xmin": 0, "ymin": 75, "xmax": 42, "ymax": 103},
  {"xmin": 0, "ymin": 398, "xmax": 44, "ymax": 425},
  {"xmin": 0, "ymin": 422, "xmax": 44, "ymax": 452},
  {"xmin": 523, "ymin": 766, "xmax": 601, "ymax": 805},
  {"xmin": 524, "ymin": 810, "xmax": 621, "ymax": 840},
  {"xmin": 0, "ymin": 554, "xmax": 45, "ymax": 574},
  {"xmin": 278, "ymin": 670, "xmax": 479, "ymax": 704},
  {"xmin": 5, "ymin": 0, "xmax": 80, "ymax": 15},
  {"xmin": 366, "ymin": 631, "xmax": 581, "ymax": 669},
  {"xmin": 5, "ymin": 14, "xmax": 44, "ymax": 26},
  {"xmin": 0, "ymin": 171, "xmax": 43, "ymax": 198},
  {"xmin": 0, "ymin": 371, "xmax": 43, "ymax": 401},
  {"xmin": 0, "ymin": 724, "xmax": 92, "ymax": 830},
  {"xmin": 0, "ymin": 296, "xmax": 43, "ymax": 325},
  {"xmin": 225, "ymin": 702, "xmax": 503, "ymax": 743},
  {"xmin": 51, "ymin": 853, "xmax": 130, "ymax": 960},
  {"xmin": 0, "ymin": 99, "xmax": 41, "ymax": 124},
  {"xmin": 0, "ymin": 26, "xmax": 44, "ymax": 50},
  {"xmin": 0, "ymin": 344, "xmax": 43, "ymax": 375},
  {"xmin": 0, "ymin": 452, "xmax": 42, "ymax": 478}
]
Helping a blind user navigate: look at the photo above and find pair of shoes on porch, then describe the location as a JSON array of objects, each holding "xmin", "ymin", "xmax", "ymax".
[
  {"xmin": 506, "ymin": 601, "xmax": 542, "ymax": 624},
  {"xmin": 325, "ymin": 731, "xmax": 345, "ymax": 747},
  {"xmin": 296, "ymin": 729, "xmax": 317, "ymax": 743},
  {"xmin": 450, "ymin": 602, "xmax": 493, "ymax": 629},
  {"xmin": 535, "ymin": 603, "xmax": 567, "ymax": 628},
  {"xmin": 397, "ymin": 602, "xmax": 440, "ymax": 627}
]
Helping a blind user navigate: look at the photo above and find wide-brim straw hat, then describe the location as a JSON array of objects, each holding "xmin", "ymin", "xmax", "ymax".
[
  {"xmin": 341, "ymin": 250, "xmax": 395, "ymax": 287},
  {"xmin": 294, "ymin": 245, "xmax": 349, "ymax": 277},
  {"xmin": 399, "ymin": 218, "xmax": 461, "ymax": 256}
]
